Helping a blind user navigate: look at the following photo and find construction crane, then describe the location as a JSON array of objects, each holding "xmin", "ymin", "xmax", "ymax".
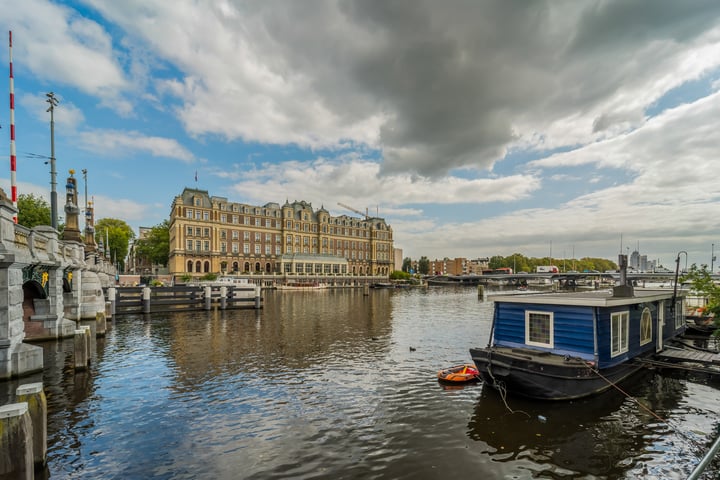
[{"xmin": 337, "ymin": 202, "xmax": 369, "ymax": 219}]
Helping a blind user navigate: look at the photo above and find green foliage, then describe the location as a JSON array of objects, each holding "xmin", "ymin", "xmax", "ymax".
[
  {"xmin": 488, "ymin": 254, "xmax": 617, "ymax": 273},
  {"xmin": 201, "ymin": 272, "xmax": 218, "ymax": 281},
  {"xmin": 95, "ymin": 218, "xmax": 135, "ymax": 271},
  {"xmin": 418, "ymin": 256, "xmax": 430, "ymax": 275},
  {"xmin": 134, "ymin": 220, "xmax": 170, "ymax": 267},
  {"xmin": 681, "ymin": 264, "xmax": 720, "ymax": 319},
  {"xmin": 17, "ymin": 193, "xmax": 51, "ymax": 229},
  {"xmin": 180, "ymin": 274, "xmax": 193, "ymax": 283},
  {"xmin": 390, "ymin": 270, "xmax": 411, "ymax": 280},
  {"xmin": 402, "ymin": 257, "xmax": 412, "ymax": 272}
]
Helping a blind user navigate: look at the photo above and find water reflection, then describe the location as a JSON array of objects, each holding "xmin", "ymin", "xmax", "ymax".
[
  {"xmin": 5, "ymin": 287, "xmax": 717, "ymax": 479},
  {"xmin": 468, "ymin": 372, "xmax": 715, "ymax": 479}
]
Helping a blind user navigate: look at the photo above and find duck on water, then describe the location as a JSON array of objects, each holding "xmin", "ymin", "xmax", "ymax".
[{"xmin": 470, "ymin": 254, "xmax": 687, "ymax": 401}]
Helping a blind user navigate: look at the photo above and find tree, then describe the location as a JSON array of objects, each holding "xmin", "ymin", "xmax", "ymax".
[
  {"xmin": 95, "ymin": 218, "xmax": 135, "ymax": 271},
  {"xmin": 682, "ymin": 264, "xmax": 720, "ymax": 321},
  {"xmin": 402, "ymin": 257, "xmax": 412, "ymax": 272},
  {"xmin": 418, "ymin": 256, "xmax": 430, "ymax": 275},
  {"xmin": 390, "ymin": 270, "xmax": 411, "ymax": 280},
  {"xmin": 17, "ymin": 193, "xmax": 51, "ymax": 229},
  {"xmin": 134, "ymin": 220, "xmax": 170, "ymax": 266}
]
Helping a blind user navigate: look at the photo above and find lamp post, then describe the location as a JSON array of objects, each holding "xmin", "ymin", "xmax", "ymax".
[
  {"xmin": 46, "ymin": 92, "xmax": 59, "ymax": 229},
  {"xmin": 81, "ymin": 169, "xmax": 88, "ymax": 230}
]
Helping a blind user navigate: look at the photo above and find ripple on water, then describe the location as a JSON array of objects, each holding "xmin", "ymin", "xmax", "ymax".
[{"xmin": 40, "ymin": 289, "xmax": 720, "ymax": 479}]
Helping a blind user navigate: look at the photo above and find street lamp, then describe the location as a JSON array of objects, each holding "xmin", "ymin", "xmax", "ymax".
[
  {"xmin": 82, "ymin": 169, "xmax": 88, "ymax": 231},
  {"xmin": 46, "ymin": 92, "xmax": 59, "ymax": 229}
]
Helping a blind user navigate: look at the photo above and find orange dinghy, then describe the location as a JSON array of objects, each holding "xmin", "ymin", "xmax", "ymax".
[{"xmin": 437, "ymin": 364, "xmax": 480, "ymax": 383}]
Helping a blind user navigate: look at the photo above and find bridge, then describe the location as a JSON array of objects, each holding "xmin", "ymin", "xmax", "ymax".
[
  {"xmin": 426, "ymin": 271, "xmax": 689, "ymax": 287},
  {"xmin": 0, "ymin": 172, "xmax": 115, "ymax": 381}
]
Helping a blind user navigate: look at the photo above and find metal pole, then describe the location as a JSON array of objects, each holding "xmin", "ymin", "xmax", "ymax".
[
  {"xmin": 46, "ymin": 92, "xmax": 59, "ymax": 229},
  {"xmin": 9, "ymin": 31, "xmax": 17, "ymax": 223},
  {"xmin": 687, "ymin": 431, "xmax": 720, "ymax": 480},
  {"xmin": 712, "ymin": 243, "xmax": 715, "ymax": 273}
]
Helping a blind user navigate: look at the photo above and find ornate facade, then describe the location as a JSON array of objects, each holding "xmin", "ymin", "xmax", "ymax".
[{"xmin": 168, "ymin": 188, "xmax": 394, "ymax": 277}]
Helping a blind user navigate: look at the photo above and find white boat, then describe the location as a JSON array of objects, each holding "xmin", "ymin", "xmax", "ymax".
[{"xmin": 276, "ymin": 282, "xmax": 329, "ymax": 291}]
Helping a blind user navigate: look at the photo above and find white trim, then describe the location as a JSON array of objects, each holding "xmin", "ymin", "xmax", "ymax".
[{"xmin": 525, "ymin": 310, "xmax": 554, "ymax": 348}]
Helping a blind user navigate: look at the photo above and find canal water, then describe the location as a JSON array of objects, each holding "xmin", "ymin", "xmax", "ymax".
[{"xmin": 12, "ymin": 288, "xmax": 720, "ymax": 478}]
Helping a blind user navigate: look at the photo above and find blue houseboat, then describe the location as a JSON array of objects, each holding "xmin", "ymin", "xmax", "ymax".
[{"xmin": 470, "ymin": 283, "xmax": 686, "ymax": 401}]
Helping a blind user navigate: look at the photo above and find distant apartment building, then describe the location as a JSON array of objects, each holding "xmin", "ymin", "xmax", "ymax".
[
  {"xmin": 394, "ymin": 247, "xmax": 403, "ymax": 272},
  {"xmin": 168, "ymin": 188, "xmax": 395, "ymax": 277},
  {"xmin": 467, "ymin": 258, "xmax": 490, "ymax": 274},
  {"xmin": 429, "ymin": 257, "xmax": 466, "ymax": 275}
]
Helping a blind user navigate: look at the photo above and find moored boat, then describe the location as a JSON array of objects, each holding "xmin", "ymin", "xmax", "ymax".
[
  {"xmin": 276, "ymin": 282, "xmax": 329, "ymax": 291},
  {"xmin": 437, "ymin": 363, "xmax": 480, "ymax": 383},
  {"xmin": 470, "ymin": 255, "xmax": 686, "ymax": 401}
]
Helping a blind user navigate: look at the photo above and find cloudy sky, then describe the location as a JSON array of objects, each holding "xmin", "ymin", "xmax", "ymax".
[{"xmin": 1, "ymin": 0, "xmax": 720, "ymax": 268}]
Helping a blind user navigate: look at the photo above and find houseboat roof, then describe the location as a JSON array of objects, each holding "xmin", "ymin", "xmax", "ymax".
[{"xmin": 491, "ymin": 288, "xmax": 684, "ymax": 308}]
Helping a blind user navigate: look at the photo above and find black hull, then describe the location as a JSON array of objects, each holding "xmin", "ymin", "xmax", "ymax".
[{"xmin": 469, "ymin": 347, "xmax": 644, "ymax": 401}]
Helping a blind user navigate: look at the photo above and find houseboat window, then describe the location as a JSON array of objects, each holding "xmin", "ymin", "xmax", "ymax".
[
  {"xmin": 611, "ymin": 311, "xmax": 629, "ymax": 356},
  {"xmin": 674, "ymin": 300, "xmax": 684, "ymax": 329},
  {"xmin": 525, "ymin": 311, "xmax": 554, "ymax": 348},
  {"xmin": 640, "ymin": 307, "xmax": 652, "ymax": 345}
]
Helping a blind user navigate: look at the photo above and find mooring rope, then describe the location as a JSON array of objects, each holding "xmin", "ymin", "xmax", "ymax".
[
  {"xmin": 584, "ymin": 361, "xmax": 707, "ymax": 453},
  {"xmin": 485, "ymin": 357, "xmax": 529, "ymax": 418}
]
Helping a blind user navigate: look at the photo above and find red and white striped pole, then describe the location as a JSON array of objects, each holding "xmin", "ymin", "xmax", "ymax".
[{"xmin": 9, "ymin": 31, "xmax": 17, "ymax": 223}]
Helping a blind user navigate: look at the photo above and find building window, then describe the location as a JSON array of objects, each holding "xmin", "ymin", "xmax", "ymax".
[
  {"xmin": 525, "ymin": 311, "xmax": 553, "ymax": 348},
  {"xmin": 203, "ymin": 212, "xmax": 209, "ymax": 221},
  {"xmin": 232, "ymin": 243, "xmax": 239, "ymax": 253},
  {"xmin": 611, "ymin": 311, "xmax": 629, "ymax": 357},
  {"xmin": 195, "ymin": 227, "xmax": 201, "ymax": 236},
  {"xmin": 265, "ymin": 245, "xmax": 271, "ymax": 255},
  {"xmin": 221, "ymin": 214, "xmax": 227, "ymax": 223},
  {"xmin": 275, "ymin": 234, "xmax": 281, "ymax": 243},
  {"xmin": 255, "ymin": 232, "xmax": 261, "ymax": 242},
  {"xmin": 265, "ymin": 233, "xmax": 272, "ymax": 242},
  {"xmin": 203, "ymin": 228, "xmax": 210, "ymax": 237},
  {"xmin": 275, "ymin": 246, "xmax": 281, "ymax": 255},
  {"xmin": 203, "ymin": 241, "xmax": 210, "ymax": 251},
  {"xmin": 186, "ymin": 209, "xmax": 193, "ymax": 219},
  {"xmin": 244, "ymin": 244, "xmax": 250, "ymax": 254},
  {"xmin": 186, "ymin": 226, "xmax": 193, "ymax": 236},
  {"xmin": 244, "ymin": 217, "xmax": 250, "ymax": 225},
  {"xmin": 195, "ymin": 240, "xmax": 201, "ymax": 251},
  {"xmin": 186, "ymin": 240, "xmax": 193, "ymax": 250},
  {"xmin": 221, "ymin": 242, "xmax": 227, "ymax": 253},
  {"xmin": 254, "ymin": 244, "xmax": 261, "ymax": 254}
]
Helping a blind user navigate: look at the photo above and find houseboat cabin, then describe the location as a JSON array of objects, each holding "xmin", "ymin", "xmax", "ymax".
[{"xmin": 470, "ymin": 289, "xmax": 685, "ymax": 400}]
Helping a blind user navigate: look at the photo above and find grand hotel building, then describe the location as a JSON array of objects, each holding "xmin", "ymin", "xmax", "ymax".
[{"xmin": 168, "ymin": 188, "xmax": 394, "ymax": 279}]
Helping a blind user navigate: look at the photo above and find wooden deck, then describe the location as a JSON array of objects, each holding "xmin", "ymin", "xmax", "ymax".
[{"xmin": 655, "ymin": 346, "xmax": 720, "ymax": 365}]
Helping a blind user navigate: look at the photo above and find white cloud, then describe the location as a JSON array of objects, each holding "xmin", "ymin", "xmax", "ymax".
[
  {"xmin": 222, "ymin": 158, "xmax": 540, "ymax": 209},
  {"xmin": 79, "ymin": 0, "xmax": 720, "ymax": 178},
  {"xmin": 77, "ymin": 130, "xmax": 195, "ymax": 162},
  {"xmin": 0, "ymin": 0, "xmax": 130, "ymax": 110}
]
